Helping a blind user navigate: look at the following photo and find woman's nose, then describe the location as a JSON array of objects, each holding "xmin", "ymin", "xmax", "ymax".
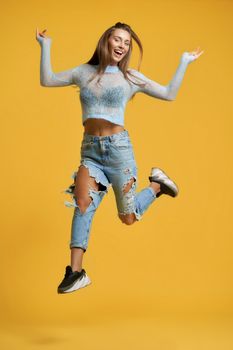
[{"xmin": 119, "ymin": 44, "xmax": 126, "ymax": 50}]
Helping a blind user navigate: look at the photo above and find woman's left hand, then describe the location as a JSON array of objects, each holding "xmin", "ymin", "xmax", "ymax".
[{"xmin": 181, "ymin": 47, "xmax": 204, "ymax": 64}]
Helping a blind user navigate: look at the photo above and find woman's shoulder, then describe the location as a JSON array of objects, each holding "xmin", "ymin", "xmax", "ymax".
[
  {"xmin": 127, "ymin": 67, "xmax": 146, "ymax": 79},
  {"xmin": 72, "ymin": 63, "xmax": 97, "ymax": 84},
  {"xmin": 126, "ymin": 67, "xmax": 148, "ymax": 86}
]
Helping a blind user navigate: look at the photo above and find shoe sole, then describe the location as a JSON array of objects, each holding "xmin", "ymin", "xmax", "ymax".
[{"xmin": 57, "ymin": 275, "xmax": 91, "ymax": 294}]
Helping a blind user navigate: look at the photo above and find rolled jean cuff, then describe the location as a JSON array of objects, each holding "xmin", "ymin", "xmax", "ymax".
[{"xmin": 69, "ymin": 242, "xmax": 87, "ymax": 252}]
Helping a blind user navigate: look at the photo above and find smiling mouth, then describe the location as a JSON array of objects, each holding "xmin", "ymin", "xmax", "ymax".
[{"xmin": 113, "ymin": 49, "xmax": 124, "ymax": 58}]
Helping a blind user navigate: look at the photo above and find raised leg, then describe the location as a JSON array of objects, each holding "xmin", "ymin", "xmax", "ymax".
[{"xmin": 118, "ymin": 177, "xmax": 160, "ymax": 225}]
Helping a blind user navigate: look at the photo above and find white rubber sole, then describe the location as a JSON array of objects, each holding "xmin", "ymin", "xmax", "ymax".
[{"xmin": 63, "ymin": 275, "xmax": 91, "ymax": 293}]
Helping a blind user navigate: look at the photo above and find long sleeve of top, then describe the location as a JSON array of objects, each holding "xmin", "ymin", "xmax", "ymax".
[
  {"xmin": 39, "ymin": 41, "xmax": 190, "ymax": 126},
  {"xmin": 40, "ymin": 40, "xmax": 78, "ymax": 86},
  {"xmin": 128, "ymin": 58, "xmax": 189, "ymax": 101}
]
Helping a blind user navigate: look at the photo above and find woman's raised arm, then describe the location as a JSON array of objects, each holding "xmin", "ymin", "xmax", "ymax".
[
  {"xmin": 130, "ymin": 48, "xmax": 204, "ymax": 101},
  {"xmin": 36, "ymin": 28, "xmax": 78, "ymax": 87}
]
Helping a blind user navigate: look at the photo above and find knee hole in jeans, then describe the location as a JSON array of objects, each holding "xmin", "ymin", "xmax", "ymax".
[
  {"xmin": 74, "ymin": 165, "xmax": 107, "ymax": 214},
  {"xmin": 118, "ymin": 176, "xmax": 137, "ymax": 225}
]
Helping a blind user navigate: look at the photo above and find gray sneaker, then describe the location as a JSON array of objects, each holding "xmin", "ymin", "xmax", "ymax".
[{"xmin": 149, "ymin": 167, "xmax": 179, "ymax": 198}]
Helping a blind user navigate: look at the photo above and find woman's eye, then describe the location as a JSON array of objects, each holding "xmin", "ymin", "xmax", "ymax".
[{"xmin": 113, "ymin": 38, "xmax": 130, "ymax": 46}]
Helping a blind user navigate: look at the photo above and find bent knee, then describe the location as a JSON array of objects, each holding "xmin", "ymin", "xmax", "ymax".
[{"xmin": 118, "ymin": 213, "xmax": 137, "ymax": 225}]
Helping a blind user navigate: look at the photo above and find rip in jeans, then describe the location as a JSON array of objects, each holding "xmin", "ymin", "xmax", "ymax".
[
  {"xmin": 117, "ymin": 166, "xmax": 142, "ymax": 222},
  {"xmin": 62, "ymin": 161, "xmax": 109, "ymax": 210}
]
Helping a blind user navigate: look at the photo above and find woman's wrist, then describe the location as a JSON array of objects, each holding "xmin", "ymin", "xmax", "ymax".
[
  {"xmin": 180, "ymin": 54, "xmax": 190, "ymax": 65},
  {"xmin": 40, "ymin": 38, "xmax": 52, "ymax": 48}
]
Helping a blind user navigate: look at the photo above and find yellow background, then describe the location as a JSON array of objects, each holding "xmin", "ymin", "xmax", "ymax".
[{"xmin": 1, "ymin": 0, "xmax": 233, "ymax": 348}]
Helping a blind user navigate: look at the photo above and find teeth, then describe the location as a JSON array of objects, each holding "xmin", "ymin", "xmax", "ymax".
[{"xmin": 114, "ymin": 49, "xmax": 123, "ymax": 55}]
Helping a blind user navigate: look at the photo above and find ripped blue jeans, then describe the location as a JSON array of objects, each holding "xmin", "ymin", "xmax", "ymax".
[{"xmin": 62, "ymin": 129, "xmax": 157, "ymax": 252}]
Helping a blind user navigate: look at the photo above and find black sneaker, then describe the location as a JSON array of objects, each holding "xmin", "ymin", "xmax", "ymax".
[{"xmin": 57, "ymin": 265, "xmax": 91, "ymax": 294}]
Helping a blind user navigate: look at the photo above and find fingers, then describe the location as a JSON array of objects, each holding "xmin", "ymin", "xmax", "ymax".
[
  {"xmin": 190, "ymin": 47, "xmax": 199, "ymax": 55},
  {"xmin": 190, "ymin": 47, "xmax": 204, "ymax": 58},
  {"xmin": 36, "ymin": 27, "xmax": 47, "ymax": 38},
  {"xmin": 193, "ymin": 48, "xmax": 204, "ymax": 57},
  {"xmin": 196, "ymin": 50, "xmax": 204, "ymax": 58}
]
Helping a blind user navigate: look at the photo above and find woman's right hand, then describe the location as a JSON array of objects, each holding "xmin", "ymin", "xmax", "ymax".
[
  {"xmin": 36, "ymin": 27, "xmax": 52, "ymax": 45},
  {"xmin": 181, "ymin": 47, "xmax": 204, "ymax": 64}
]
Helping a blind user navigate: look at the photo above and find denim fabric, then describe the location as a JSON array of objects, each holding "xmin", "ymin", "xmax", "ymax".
[{"xmin": 62, "ymin": 129, "xmax": 157, "ymax": 252}]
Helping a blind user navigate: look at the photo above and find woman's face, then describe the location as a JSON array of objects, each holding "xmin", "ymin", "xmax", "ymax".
[{"xmin": 108, "ymin": 29, "xmax": 131, "ymax": 65}]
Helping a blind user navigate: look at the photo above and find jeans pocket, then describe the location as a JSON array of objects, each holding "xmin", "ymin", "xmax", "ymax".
[
  {"xmin": 81, "ymin": 140, "xmax": 94, "ymax": 152},
  {"xmin": 112, "ymin": 138, "xmax": 130, "ymax": 150},
  {"xmin": 81, "ymin": 140, "xmax": 94, "ymax": 147}
]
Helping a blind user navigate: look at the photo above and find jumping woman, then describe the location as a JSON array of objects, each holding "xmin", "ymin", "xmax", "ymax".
[{"xmin": 36, "ymin": 22, "xmax": 203, "ymax": 294}]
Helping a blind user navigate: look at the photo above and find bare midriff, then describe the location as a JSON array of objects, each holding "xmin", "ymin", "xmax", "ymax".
[{"xmin": 83, "ymin": 118, "xmax": 125, "ymax": 136}]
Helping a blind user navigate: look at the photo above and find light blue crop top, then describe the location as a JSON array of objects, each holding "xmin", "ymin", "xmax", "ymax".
[{"xmin": 39, "ymin": 40, "xmax": 191, "ymax": 126}]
